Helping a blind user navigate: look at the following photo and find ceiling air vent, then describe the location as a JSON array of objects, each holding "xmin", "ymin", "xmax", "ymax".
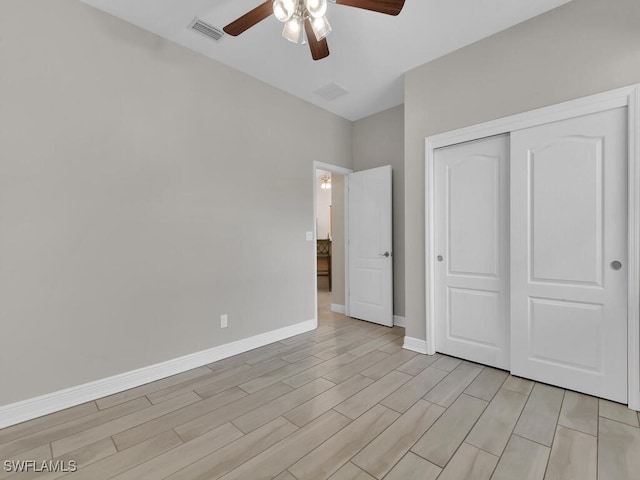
[
  {"xmin": 314, "ymin": 82, "xmax": 349, "ymax": 101},
  {"xmin": 189, "ymin": 18, "xmax": 224, "ymax": 42}
]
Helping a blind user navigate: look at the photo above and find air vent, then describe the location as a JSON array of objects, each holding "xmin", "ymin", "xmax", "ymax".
[
  {"xmin": 314, "ymin": 82, "xmax": 349, "ymax": 101},
  {"xmin": 189, "ymin": 18, "xmax": 224, "ymax": 42}
]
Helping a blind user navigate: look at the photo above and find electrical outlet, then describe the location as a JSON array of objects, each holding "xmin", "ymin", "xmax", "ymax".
[{"xmin": 220, "ymin": 314, "xmax": 228, "ymax": 328}]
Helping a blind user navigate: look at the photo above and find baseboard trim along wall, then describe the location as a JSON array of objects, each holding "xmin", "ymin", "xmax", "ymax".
[
  {"xmin": 331, "ymin": 304, "xmax": 346, "ymax": 314},
  {"xmin": 403, "ymin": 336, "xmax": 429, "ymax": 355},
  {"xmin": 0, "ymin": 318, "xmax": 317, "ymax": 429}
]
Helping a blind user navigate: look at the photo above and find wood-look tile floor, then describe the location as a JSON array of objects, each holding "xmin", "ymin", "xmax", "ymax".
[{"xmin": 2, "ymin": 289, "xmax": 640, "ymax": 479}]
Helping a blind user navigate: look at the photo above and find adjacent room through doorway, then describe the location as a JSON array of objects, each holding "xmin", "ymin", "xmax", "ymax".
[
  {"xmin": 316, "ymin": 169, "xmax": 333, "ymax": 292},
  {"xmin": 315, "ymin": 168, "xmax": 347, "ymax": 321}
]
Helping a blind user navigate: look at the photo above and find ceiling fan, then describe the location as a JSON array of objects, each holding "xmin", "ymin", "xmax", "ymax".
[{"xmin": 223, "ymin": 0, "xmax": 406, "ymax": 61}]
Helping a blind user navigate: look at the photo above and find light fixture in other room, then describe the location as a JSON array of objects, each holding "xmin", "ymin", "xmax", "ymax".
[{"xmin": 320, "ymin": 175, "xmax": 331, "ymax": 190}]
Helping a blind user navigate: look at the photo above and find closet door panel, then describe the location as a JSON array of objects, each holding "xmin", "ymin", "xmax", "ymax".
[
  {"xmin": 434, "ymin": 134, "xmax": 510, "ymax": 369},
  {"xmin": 510, "ymin": 107, "xmax": 628, "ymax": 403}
]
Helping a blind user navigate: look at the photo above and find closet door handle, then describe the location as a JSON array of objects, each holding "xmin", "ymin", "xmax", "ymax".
[
  {"xmin": 611, "ymin": 261, "xmax": 622, "ymax": 270},
  {"xmin": 437, "ymin": 255, "xmax": 443, "ymax": 262}
]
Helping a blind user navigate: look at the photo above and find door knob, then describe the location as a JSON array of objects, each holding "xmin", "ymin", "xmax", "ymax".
[
  {"xmin": 379, "ymin": 252, "xmax": 391, "ymax": 258},
  {"xmin": 437, "ymin": 255, "xmax": 443, "ymax": 262},
  {"xmin": 611, "ymin": 260, "xmax": 622, "ymax": 271}
]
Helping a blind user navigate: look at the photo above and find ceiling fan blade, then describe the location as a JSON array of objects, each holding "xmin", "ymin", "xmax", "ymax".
[
  {"xmin": 223, "ymin": 1, "xmax": 273, "ymax": 36},
  {"xmin": 335, "ymin": 0, "xmax": 405, "ymax": 16},
  {"xmin": 304, "ymin": 18, "xmax": 330, "ymax": 61}
]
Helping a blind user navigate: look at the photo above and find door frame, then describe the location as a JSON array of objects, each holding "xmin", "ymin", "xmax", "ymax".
[
  {"xmin": 313, "ymin": 161, "xmax": 353, "ymax": 321},
  {"xmin": 424, "ymin": 84, "xmax": 640, "ymax": 410}
]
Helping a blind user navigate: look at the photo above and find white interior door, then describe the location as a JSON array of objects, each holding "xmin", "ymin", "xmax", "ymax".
[
  {"xmin": 348, "ymin": 165, "xmax": 393, "ymax": 326},
  {"xmin": 511, "ymin": 107, "xmax": 628, "ymax": 402},
  {"xmin": 434, "ymin": 135, "xmax": 511, "ymax": 369}
]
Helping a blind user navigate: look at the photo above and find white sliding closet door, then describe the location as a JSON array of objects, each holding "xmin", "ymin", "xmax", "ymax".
[
  {"xmin": 510, "ymin": 108, "xmax": 628, "ymax": 402},
  {"xmin": 434, "ymin": 135, "xmax": 510, "ymax": 369}
]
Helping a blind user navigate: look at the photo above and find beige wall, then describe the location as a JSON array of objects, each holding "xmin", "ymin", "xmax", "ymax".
[
  {"xmin": 404, "ymin": 0, "xmax": 640, "ymax": 340},
  {"xmin": 0, "ymin": 0, "xmax": 352, "ymax": 405},
  {"xmin": 353, "ymin": 105, "xmax": 405, "ymax": 317}
]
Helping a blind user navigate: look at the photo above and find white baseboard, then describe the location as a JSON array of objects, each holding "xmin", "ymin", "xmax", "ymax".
[
  {"xmin": 403, "ymin": 336, "xmax": 428, "ymax": 354},
  {"xmin": 393, "ymin": 315, "xmax": 406, "ymax": 327},
  {"xmin": 0, "ymin": 319, "xmax": 317, "ymax": 429},
  {"xmin": 331, "ymin": 304, "xmax": 345, "ymax": 314}
]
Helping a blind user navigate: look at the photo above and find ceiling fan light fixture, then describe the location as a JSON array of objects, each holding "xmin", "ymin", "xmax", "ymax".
[
  {"xmin": 282, "ymin": 13, "xmax": 302, "ymax": 43},
  {"xmin": 273, "ymin": 0, "xmax": 297, "ymax": 22},
  {"xmin": 311, "ymin": 15, "xmax": 332, "ymax": 41},
  {"xmin": 224, "ymin": 0, "xmax": 405, "ymax": 60},
  {"xmin": 304, "ymin": 0, "xmax": 327, "ymax": 18}
]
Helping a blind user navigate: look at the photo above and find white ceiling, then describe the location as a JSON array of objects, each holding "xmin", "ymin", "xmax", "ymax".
[{"xmin": 80, "ymin": 0, "xmax": 571, "ymax": 121}]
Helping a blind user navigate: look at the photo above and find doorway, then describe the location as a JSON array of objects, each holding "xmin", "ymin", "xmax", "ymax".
[
  {"xmin": 315, "ymin": 169, "xmax": 334, "ymax": 293},
  {"xmin": 313, "ymin": 162, "xmax": 351, "ymax": 324},
  {"xmin": 313, "ymin": 162, "xmax": 395, "ymax": 328}
]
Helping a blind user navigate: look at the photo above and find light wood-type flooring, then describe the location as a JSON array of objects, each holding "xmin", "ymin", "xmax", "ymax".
[{"xmin": 1, "ymin": 288, "xmax": 639, "ymax": 479}]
